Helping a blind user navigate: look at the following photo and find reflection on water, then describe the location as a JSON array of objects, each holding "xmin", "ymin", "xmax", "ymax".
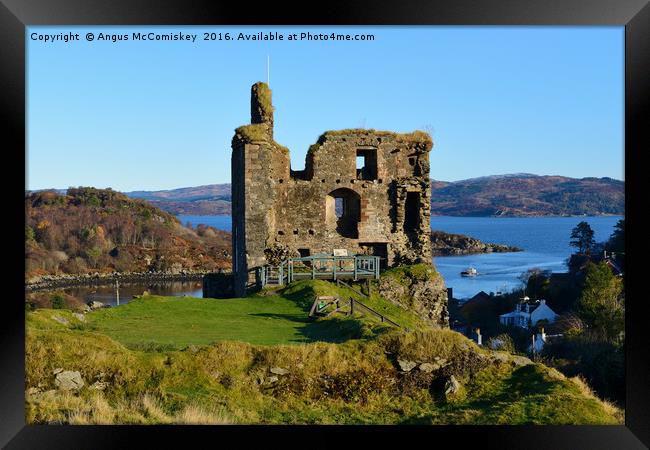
[{"xmin": 60, "ymin": 281, "xmax": 204, "ymax": 307}]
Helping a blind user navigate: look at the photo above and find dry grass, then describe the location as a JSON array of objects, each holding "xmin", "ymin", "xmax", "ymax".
[
  {"xmin": 234, "ymin": 124, "xmax": 270, "ymax": 142},
  {"xmin": 176, "ymin": 404, "xmax": 232, "ymax": 425},
  {"xmin": 28, "ymin": 390, "xmax": 234, "ymax": 425},
  {"xmin": 570, "ymin": 375, "xmax": 624, "ymax": 423},
  {"xmin": 318, "ymin": 129, "xmax": 432, "ymax": 148}
]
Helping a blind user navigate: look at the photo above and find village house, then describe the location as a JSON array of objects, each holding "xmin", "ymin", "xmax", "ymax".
[{"xmin": 499, "ymin": 297, "xmax": 558, "ymax": 329}]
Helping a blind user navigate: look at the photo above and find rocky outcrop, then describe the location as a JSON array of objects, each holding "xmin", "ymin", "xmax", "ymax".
[
  {"xmin": 430, "ymin": 231, "xmax": 522, "ymax": 256},
  {"xmin": 378, "ymin": 264, "xmax": 449, "ymax": 327}
]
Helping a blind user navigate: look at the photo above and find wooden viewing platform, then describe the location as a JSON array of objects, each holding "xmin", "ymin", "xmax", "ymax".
[{"xmin": 259, "ymin": 254, "xmax": 381, "ymax": 287}]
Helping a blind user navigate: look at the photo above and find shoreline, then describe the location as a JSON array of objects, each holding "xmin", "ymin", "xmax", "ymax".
[
  {"xmin": 430, "ymin": 230, "xmax": 522, "ymax": 256},
  {"xmin": 25, "ymin": 271, "xmax": 223, "ymax": 292}
]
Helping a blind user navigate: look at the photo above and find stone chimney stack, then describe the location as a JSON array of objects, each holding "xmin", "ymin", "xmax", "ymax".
[{"xmin": 250, "ymin": 81, "xmax": 274, "ymax": 138}]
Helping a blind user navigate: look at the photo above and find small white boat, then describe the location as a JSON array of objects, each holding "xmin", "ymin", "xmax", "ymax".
[{"xmin": 461, "ymin": 267, "xmax": 478, "ymax": 277}]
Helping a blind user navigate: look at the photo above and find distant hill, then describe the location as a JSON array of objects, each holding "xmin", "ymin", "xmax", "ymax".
[
  {"xmin": 126, "ymin": 184, "xmax": 231, "ymax": 202},
  {"xmin": 125, "ymin": 184, "xmax": 232, "ymax": 215},
  {"xmin": 119, "ymin": 175, "xmax": 624, "ymax": 217},
  {"xmin": 429, "ymin": 174, "xmax": 624, "ymax": 217},
  {"xmin": 25, "ymin": 187, "xmax": 231, "ymax": 280}
]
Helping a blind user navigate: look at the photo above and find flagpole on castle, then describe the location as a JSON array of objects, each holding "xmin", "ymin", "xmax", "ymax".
[{"xmin": 267, "ymin": 55, "xmax": 270, "ymax": 85}]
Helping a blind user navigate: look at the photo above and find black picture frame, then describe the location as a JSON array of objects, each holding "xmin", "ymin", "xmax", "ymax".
[{"xmin": 2, "ymin": 0, "xmax": 648, "ymax": 448}]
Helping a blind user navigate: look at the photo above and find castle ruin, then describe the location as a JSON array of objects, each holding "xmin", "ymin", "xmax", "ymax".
[{"xmin": 231, "ymin": 82, "xmax": 433, "ymax": 296}]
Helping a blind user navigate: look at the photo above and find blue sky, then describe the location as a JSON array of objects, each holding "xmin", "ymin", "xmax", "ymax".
[{"xmin": 27, "ymin": 26, "xmax": 624, "ymax": 191}]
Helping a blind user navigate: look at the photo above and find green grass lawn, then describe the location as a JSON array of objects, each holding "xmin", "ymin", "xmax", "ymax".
[
  {"xmin": 85, "ymin": 280, "xmax": 426, "ymax": 349},
  {"xmin": 87, "ymin": 295, "xmax": 319, "ymax": 348}
]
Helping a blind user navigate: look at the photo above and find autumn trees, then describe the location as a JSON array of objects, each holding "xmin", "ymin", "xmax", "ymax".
[{"xmin": 25, "ymin": 188, "xmax": 231, "ymax": 277}]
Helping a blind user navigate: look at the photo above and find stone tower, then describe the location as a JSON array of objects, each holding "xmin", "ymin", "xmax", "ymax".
[{"xmin": 231, "ymin": 82, "xmax": 433, "ymax": 296}]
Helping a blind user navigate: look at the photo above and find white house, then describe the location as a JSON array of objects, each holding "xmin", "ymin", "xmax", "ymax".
[
  {"xmin": 527, "ymin": 327, "xmax": 563, "ymax": 353},
  {"xmin": 499, "ymin": 298, "xmax": 557, "ymax": 329}
]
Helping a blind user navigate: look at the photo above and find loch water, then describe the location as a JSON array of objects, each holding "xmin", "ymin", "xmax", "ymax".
[
  {"xmin": 42, "ymin": 215, "xmax": 622, "ymax": 306},
  {"xmin": 180, "ymin": 214, "xmax": 623, "ymax": 300}
]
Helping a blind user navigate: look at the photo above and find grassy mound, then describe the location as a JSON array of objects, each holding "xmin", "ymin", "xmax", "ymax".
[
  {"xmin": 26, "ymin": 311, "xmax": 621, "ymax": 424},
  {"xmin": 25, "ymin": 277, "xmax": 622, "ymax": 425}
]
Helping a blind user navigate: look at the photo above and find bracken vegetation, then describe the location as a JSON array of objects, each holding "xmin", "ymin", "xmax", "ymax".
[{"xmin": 25, "ymin": 187, "xmax": 230, "ymax": 279}]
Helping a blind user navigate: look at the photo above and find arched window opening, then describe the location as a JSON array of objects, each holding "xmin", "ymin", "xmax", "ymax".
[{"xmin": 326, "ymin": 188, "xmax": 361, "ymax": 239}]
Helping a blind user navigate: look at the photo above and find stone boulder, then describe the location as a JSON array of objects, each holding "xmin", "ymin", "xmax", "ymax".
[
  {"xmin": 397, "ymin": 359, "xmax": 418, "ymax": 372},
  {"xmin": 89, "ymin": 381, "xmax": 108, "ymax": 391},
  {"xmin": 54, "ymin": 370, "xmax": 84, "ymax": 391},
  {"xmin": 87, "ymin": 300, "xmax": 105, "ymax": 310},
  {"xmin": 444, "ymin": 375, "xmax": 461, "ymax": 398},
  {"xmin": 270, "ymin": 367, "xmax": 289, "ymax": 375},
  {"xmin": 52, "ymin": 316, "xmax": 69, "ymax": 326},
  {"xmin": 419, "ymin": 361, "xmax": 446, "ymax": 373}
]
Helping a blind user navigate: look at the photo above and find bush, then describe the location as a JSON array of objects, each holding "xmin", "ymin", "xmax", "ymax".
[
  {"xmin": 51, "ymin": 293, "xmax": 65, "ymax": 309},
  {"xmin": 487, "ymin": 333, "xmax": 516, "ymax": 353},
  {"xmin": 26, "ymin": 225, "xmax": 36, "ymax": 242}
]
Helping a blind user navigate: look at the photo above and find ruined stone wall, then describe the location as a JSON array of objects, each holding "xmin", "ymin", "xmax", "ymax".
[{"xmin": 231, "ymin": 82, "xmax": 433, "ymax": 295}]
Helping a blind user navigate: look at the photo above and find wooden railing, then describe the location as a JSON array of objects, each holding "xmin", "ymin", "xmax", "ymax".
[
  {"xmin": 349, "ymin": 297, "xmax": 403, "ymax": 329},
  {"xmin": 308, "ymin": 295, "xmax": 404, "ymax": 330},
  {"xmin": 259, "ymin": 254, "xmax": 381, "ymax": 287},
  {"xmin": 336, "ymin": 279, "xmax": 370, "ymax": 298}
]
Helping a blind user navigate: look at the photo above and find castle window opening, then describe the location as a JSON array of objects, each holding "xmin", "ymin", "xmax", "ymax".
[
  {"xmin": 326, "ymin": 188, "xmax": 360, "ymax": 239},
  {"xmin": 404, "ymin": 192, "xmax": 421, "ymax": 232},
  {"xmin": 335, "ymin": 198, "xmax": 344, "ymax": 218},
  {"xmin": 356, "ymin": 149, "xmax": 377, "ymax": 180}
]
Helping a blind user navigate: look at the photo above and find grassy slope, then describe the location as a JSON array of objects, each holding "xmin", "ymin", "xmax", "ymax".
[{"xmin": 25, "ymin": 278, "xmax": 622, "ymax": 425}]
